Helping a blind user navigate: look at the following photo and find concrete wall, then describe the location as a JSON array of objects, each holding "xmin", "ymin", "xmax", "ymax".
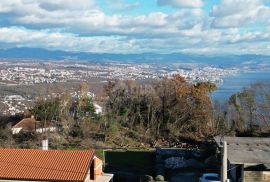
[{"xmin": 244, "ymin": 171, "xmax": 270, "ymax": 182}]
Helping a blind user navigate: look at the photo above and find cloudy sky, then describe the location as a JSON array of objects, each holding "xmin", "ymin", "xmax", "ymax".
[{"xmin": 0, "ymin": 0, "xmax": 270, "ymax": 55}]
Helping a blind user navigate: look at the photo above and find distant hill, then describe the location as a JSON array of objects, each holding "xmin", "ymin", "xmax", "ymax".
[{"xmin": 0, "ymin": 47, "xmax": 269, "ymax": 66}]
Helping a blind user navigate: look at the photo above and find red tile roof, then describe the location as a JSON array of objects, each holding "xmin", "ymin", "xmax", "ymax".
[
  {"xmin": 13, "ymin": 118, "xmax": 55, "ymax": 132},
  {"xmin": 0, "ymin": 148, "xmax": 94, "ymax": 181},
  {"xmin": 13, "ymin": 118, "xmax": 36, "ymax": 131}
]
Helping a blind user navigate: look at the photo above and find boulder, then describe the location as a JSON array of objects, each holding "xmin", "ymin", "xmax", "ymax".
[
  {"xmin": 155, "ymin": 175, "xmax": 165, "ymax": 181},
  {"xmin": 164, "ymin": 157, "xmax": 187, "ymax": 169}
]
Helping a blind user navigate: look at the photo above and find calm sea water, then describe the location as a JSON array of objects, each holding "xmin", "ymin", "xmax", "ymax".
[{"xmin": 212, "ymin": 71, "xmax": 270, "ymax": 101}]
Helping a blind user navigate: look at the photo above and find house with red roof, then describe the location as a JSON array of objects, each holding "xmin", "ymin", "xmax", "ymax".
[
  {"xmin": 12, "ymin": 117, "xmax": 56, "ymax": 135},
  {"xmin": 0, "ymin": 148, "xmax": 113, "ymax": 182}
]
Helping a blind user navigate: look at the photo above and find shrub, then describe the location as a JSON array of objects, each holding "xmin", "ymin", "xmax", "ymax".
[
  {"xmin": 142, "ymin": 175, "xmax": 153, "ymax": 182},
  {"xmin": 155, "ymin": 175, "xmax": 165, "ymax": 181}
]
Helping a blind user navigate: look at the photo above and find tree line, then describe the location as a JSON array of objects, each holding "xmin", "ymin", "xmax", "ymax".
[
  {"xmin": 215, "ymin": 82, "xmax": 270, "ymax": 137},
  {"xmin": 0, "ymin": 75, "xmax": 269, "ymax": 149}
]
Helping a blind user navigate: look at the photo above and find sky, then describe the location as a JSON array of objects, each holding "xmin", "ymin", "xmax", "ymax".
[{"xmin": 0, "ymin": 0, "xmax": 270, "ymax": 55}]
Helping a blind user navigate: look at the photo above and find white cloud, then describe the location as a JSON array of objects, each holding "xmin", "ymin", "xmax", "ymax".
[
  {"xmin": 210, "ymin": 0, "xmax": 270, "ymax": 28},
  {"xmin": 157, "ymin": 0, "xmax": 203, "ymax": 8},
  {"xmin": 0, "ymin": 27, "xmax": 140, "ymax": 53},
  {"xmin": 0, "ymin": 24, "xmax": 270, "ymax": 55},
  {"xmin": 0, "ymin": 0, "xmax": 269, "ymax": 55},
  {"xmin": 0, "ymin": 0, "xmax": 202, "ymax": 39},
  {"xmin": 39, "ymin": 0, "xmax": 97, "ymax": 11},
  {"xmin": 105, "ymin": 0, "xmax": 139, "ymax": 11}
]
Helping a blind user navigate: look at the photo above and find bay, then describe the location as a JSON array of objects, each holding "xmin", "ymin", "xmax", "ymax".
[{"xmin": 212, "ymin": 71, "xmax": 270, "ymax": 101}]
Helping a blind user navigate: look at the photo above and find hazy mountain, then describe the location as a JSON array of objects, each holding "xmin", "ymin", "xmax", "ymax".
[{"xmin": 0, "ymin": 47, "xmax": 269, "ymax": 66}]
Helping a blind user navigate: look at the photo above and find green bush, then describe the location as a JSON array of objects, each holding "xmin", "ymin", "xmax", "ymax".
[{"xmin": 13, "ymin": 130, "xmax": 37, "ymax": 143}]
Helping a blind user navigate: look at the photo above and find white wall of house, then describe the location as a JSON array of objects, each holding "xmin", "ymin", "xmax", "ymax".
[
  {"xmin": 94, "ymin": 103, "xmax": 102, "ymax": 114},
  {"xmin": 35, "ymin": 127, "xmax": 56, "ymax": 133},
  {"xmin": 12, "ymin": 127, "xmax": 56, "ymax": 135},
  {"xmin": 11, "ymin": 127, "xmax": 22, "ymax": 134}
]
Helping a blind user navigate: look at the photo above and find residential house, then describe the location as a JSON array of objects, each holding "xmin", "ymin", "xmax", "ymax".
[
  {"xmin": 215, "ymin": 136, "xmax": 270, "ymax": 182},
  {"xmin": 94, "ymin": 103, "xmax": 102, "ymax": 114},
  {"xmin": 12, "ymin": 117, "xmax": 56, "ymax": 134},
  {"xmin": 0, "ymin": 148, "xmax": 113, "ymax": 182}
]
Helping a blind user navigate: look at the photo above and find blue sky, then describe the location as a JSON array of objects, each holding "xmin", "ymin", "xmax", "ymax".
[{"xmin": 0, "ymin": 0, "xmax": 269, "ymax": 55}]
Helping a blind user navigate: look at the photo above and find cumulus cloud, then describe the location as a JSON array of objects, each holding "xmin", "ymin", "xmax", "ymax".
[
  {"xmin": 0, "ymin": 27, "xmax": 140, "ymax": 53},
  {"xmin": 0, "ymin": 0, "xmax": 202, "ymax": 38},
  {"xmin": 0, "ymin": 0, "xmax": 269, "ymax": 55},
  {"xmin": 39, "ymin": 0, "xmax": 97, "ymax": 11},
  {"xmin": 105, "ymin": 0, "xmax": 139, "ymax": 11},
  {"xmin": 0, "ymin": 23, "xmax": 270, "ymax": 54},
  {"xmin": 210, "ymin": 0, "xmax": 270, "ymax": 28},
  {"xmin": 157, "ymin": 0, "xmax": 203, "ymax": 8}
]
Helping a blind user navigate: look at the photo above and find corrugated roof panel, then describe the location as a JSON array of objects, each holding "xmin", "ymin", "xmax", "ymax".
[{"xmin": 214, "ymin": 136, "xmax": 270, "ymax": 164}]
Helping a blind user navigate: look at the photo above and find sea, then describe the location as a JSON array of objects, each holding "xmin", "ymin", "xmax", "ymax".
[{"xmin": 212, "ymin": 71, "xmax": 270, "ymax": 101}]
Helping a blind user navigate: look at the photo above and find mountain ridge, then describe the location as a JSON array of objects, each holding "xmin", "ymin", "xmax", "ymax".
[{"xmin": 0, "ymin": 47, "xmax": 269, "ymax": 66}]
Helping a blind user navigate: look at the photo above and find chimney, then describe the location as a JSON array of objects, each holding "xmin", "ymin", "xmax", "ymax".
[
  {"xmin": 42, "ymin": 139, "xmax": 48, "ymax": 150},
  {"xmin": 93, "ymin": 156, "xmax": 103, "ymax": 180}
]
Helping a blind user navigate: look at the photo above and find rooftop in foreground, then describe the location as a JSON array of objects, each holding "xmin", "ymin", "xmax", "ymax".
[
  {"xmin": 0, "ymin": 148, "xmax": 94, "ymax": 182},
  {"xmin": 214, "ymin": 136, "xmax": 270, "ymax": 165}
]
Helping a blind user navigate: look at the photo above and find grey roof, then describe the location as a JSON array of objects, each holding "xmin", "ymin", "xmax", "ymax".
[
  {"xmin": 264, "ymin": 164, "xmax": 270, "ymax": 169},
  {"xmin": 214, "ymin": 136, "xmax": 270, "ymax": 165}
]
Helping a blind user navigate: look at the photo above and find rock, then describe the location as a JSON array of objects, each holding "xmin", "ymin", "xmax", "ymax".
[
  {"xmin": 156, "ymin": 148, "xmax": 190, "ymax": 158},
  {"xmin": 164, "ymin": 157, "xmax": 186, "ymax": 169},
  {"xmin": 155, "ymin": 175, "xmax": 165, "ymax": 181}
]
